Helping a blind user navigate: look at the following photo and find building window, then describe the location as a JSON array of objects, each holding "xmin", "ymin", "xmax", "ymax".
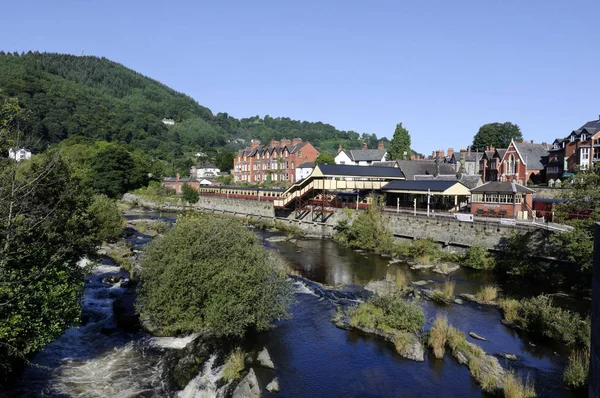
[
  {"xmin": 581, "ymin": 147, "xmax": 590, "ymax": 169},
  {"xmin": 582, "ymin": 134, "xmax": 587, "ymax": 141},
  {"xmin": 507, "ymin": 155, "xmax": 516, "ymax": 175}
]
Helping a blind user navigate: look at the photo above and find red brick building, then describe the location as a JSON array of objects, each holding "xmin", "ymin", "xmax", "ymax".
[
  {"xmin": 470, "ymin": 182, "xmax": 535, "ymax": 219},
  {"xmin": 163, "ymin": 174, "xmax": 200, "ymax": 193},
  {"xmin": 546, "ymin": 117, "xmax": 600, "ymax": 182},
  {"xmin": 233, "ymin": 138, "xmax": 319, "ymax": 184},
  {"xmin": 479, "ymin": 140, "xmax": 548, "ymax": 184}
]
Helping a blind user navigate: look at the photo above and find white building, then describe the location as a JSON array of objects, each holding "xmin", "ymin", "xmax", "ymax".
[
  {"xmin": 334, "ymin": 143, "xmax": 387, "ymax": 166},
  {"xmin": 162, "ymin": 118, "xmax": 176, "ymax": 126},
  {"xmin": 8, "ymin": 148, "xmax": 32, "ymax": 162},
  {"xmin": 295, "ymin": 161, "xmax": 315, "ymax": 181},
  {"xmin": 191, "ymin": 162, "xmax": 220, "ymax": 178}
]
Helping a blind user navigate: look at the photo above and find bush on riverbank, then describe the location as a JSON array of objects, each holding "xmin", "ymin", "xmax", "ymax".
[
  {"xmin": 502, "ymin": 370, "xmax": 536, "ymax": 398},
  {"xmin": 476, "ymin": 285, "xmax": 497, "ymax": 303},
  {"xmin": 498, "ymin": 295, "xmax": 590, "ymax": 347},
  {"xmin": 132, "ymin": 181, "xmax": 178, "ymax": 205},
  {"xmin": 563, "ymin": 349, "xmax": 589, "ymax": 389},
  {"xmin": 462, "ymin": 244, "xmax": 495, "ymax": 270},
  {"xmin": 137, "ymin": 214, "xmax": 294, "ymax": 337},
  {"xmin": 336, "ymin": 200, "xmax": 393, "ymax": 253},
  {"xmin": 431, "ymin": 279, "xmax": 455, "ymax": 302}
]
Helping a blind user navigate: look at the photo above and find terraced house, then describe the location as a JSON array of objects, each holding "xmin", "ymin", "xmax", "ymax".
[
  {"xmin": 233, "ymin": 138, "xmax": 319, "ymax": 184},
  {"xmin": 546, "ymin": 117, "xmax": 600, "ymax": 182}
]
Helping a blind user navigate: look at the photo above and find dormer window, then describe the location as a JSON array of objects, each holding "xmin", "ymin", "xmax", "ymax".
[
  {"xmin": 570, "ymin": 135, "xmax": 575, "ymax": 142},
  {"xmin": 582, "ymin": 134, "xmax": 587, "ymax": 141}
]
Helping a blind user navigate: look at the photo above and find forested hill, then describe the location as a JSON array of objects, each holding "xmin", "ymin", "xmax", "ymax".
[{"xmin": 0, "ymin": 52, "xmax": 387, "ymax": 162}]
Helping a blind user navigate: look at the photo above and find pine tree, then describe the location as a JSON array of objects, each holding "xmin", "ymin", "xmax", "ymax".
[{"xmin": 387, "ymin": 123, "xmax": 411, "ymax": 161}]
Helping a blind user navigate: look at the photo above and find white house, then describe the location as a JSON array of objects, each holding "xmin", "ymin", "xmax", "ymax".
[
  {"xmin": 295, "ymin": 161, "xmax": 315, "ymax": 181},
  {"xmin": 191, "ymin": 162, "xmax": 220, "ymax": 178},
  {"xmin": 162, "ymin": 118, "xmax": 176, "ymax": 126},
  {"xmin": 8, "ymin": 148, "xmax": 32, "ymax": 162},
  {"xmin": 334, "ymin": 143, "xmax": 387, "ymax": 166}
]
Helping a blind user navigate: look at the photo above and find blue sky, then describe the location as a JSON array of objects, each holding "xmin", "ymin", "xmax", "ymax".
[{"xmin": 1, "ymin": 0, "xmax": 599, "ymax": 153}]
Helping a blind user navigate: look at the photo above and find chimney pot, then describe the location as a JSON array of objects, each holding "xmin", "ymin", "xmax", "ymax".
[
  {"xmin": 361, "ymin": 143, "xmax": 368, "ymax": 150},
  {"xmin": 292, "ymin": 137, "xmax": 302, "ymax": 145},
  {"xmin": 176, "ymin": 173, "xmax": 180, "ymax": 181},
  {"xmin": 377, "ymin": 140, "xmax": 384, "ymax": 150},
  {"xmin": 338, "ymin": 144, "xmax": 343, "ymax": 153},
  {"xmin": 530, "ymin": 139, "xmax": 534, "ymax": 144}
]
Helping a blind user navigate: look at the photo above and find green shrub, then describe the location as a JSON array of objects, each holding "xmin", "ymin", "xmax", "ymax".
[
  {"xmin": 499, "ymin": 295, "xmax": 590, "ymax": 347},
  {"xmin": 137, "ymin": 214, "xmax": 293, "ymax": 337},
  {"xmin": 345, "ymin": 201, "xmax": 393, "ymax": 253},
  {"xmin": 88, "ymin": 194, "xmax": 125, "ymax": 242},
  {"xmin": 463, "ymin": 244, "xmax": 495, "ymax": 270},
  {"xmin": 222, "ymin": 348, "xmax": 246, "ymax": 381},
  {"xmin": 348, "ymin": 293, "xmax": 424, "ymax": 334},
  {"xmin": 181, "ymin": 183, "xmax": 199, "ymax": 204},
  {"xmin": 409, "ymin": 238, "xmax": 442, "ymax": 264},
  {"xmin": 432, "ymin": 279, "xmax": 455, "ymax": 302},
  {"xmin": 563, "ymin": 349, "xmax": 589, "ymax": 389}
]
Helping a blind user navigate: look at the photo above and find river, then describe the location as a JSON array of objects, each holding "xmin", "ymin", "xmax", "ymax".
[{"xmin": 9, "ymin": 212, "xmax": 579, "ymax": 397}]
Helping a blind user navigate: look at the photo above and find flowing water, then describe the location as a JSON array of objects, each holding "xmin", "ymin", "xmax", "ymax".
[{"xmin": 10, "ymin": 212, "xmax": 582, "ymax": 397}]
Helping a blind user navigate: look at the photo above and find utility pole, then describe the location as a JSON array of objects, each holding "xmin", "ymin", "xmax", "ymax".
[
  {"xmin": 397, "ymin": 197, "xmax": 399, "ymax": 214},
  {"xmin": 413, "ymin": 198, "xmax": 417, "ymax": 216}
]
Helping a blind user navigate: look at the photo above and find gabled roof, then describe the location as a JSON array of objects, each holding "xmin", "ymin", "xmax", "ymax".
[
  {"xmin": 395, "ymin": 160, "xmax": 456, "ymax": 180},
  {"xmin": 371, "ymin": 160, "xmax": 398, "ymax": 168},
  {"xmin": 342, "ymin": 149, "xmax": 387, "ymax": 162},
  {"xmin": 164, "ymin": 177, "xmax": 199, "ymax": 183},
  {"xmin": 495, "ymin": 149, "xmax": 507, "ymax": 159},
  {"xmin": 382, "ymin": 180, "xmax": 470, "ymax": 194},
  {"xmin": 315, "ymin": 164, "xmax": 405, "ymax": 178},
  {"xmin": 414, "ymin": 173, "xmax": 482, "ymax": 189},
  {"xmin": 470, "ymin": 182, "xmax": 535, "ymax": 194},
  {"xmin": 513, "ymin": 142, "xmax": 550, "ymax": 170}
]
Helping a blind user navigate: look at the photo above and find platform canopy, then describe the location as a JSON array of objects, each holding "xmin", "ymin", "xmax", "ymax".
[{"xmin": 381, "ymin": 180, "xmax": 471, "ymax": 196}]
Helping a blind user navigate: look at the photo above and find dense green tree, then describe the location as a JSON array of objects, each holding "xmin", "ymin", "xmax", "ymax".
[
  {"xmin": 215, "ymin": 150, "xmax": 235, "ymax": 172},
  {"xmin": 88, "ymin": 194, "xmax": 125, "ymax": 242},
  {"xmin": 137, "ymin": 214, "xmax": 293, "ymax": 337},
  {"xmin": 0, "ymin": 150, "xmax": 99, "ymax": 384},
  {"xmin": 472, "ymin": 122, "xmax": 523, "ymax": 150},
  {"xmin": 90, "ymin": 145, "xmax": 135, "ymax": 198},
  {"xmin": 315, "ymin": 153, "xmax": 335, "ymax": 164},
  {"xmin": 387, "ymin": 123, "xmax": 411, "ymax": 161},
  {"xmin": 181, "ymin": 183, "xmax": 199, "ymax": 204}
]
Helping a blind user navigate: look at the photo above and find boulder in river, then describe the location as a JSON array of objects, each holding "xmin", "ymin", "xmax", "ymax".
[
  {"xmin": 364, "ymin": 280, "xmax": 403, "ymax": 296},
  {"xmin": 497, "ymin": 353, "xmax": 518, "ymax": 361},
  {"xmin": 266, "ymin": 377, "xmax": 280, "ymax": 393},
  {"xmin": 233, "ymin": 368, "xmax": 261, "ymax": 398},
  {"xmin": 257, "ymin": 347, "xmax": 275, "ymax": 370},
  {"xmin": 469, "ymin": 332, "xmax": 487, "ymax": 341},
  {"xmin": 432, "ymin": 263, "xmax": 460, "ymax": 275}
]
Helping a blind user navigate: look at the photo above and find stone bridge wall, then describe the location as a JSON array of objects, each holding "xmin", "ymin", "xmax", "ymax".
[{"xmin": 124, "ymin": 194, "xmax": 553, "ymax": 251}]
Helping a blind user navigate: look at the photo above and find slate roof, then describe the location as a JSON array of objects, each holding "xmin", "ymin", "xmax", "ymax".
[
  {"xmin": 382, "ymin": 180, "xmax": 466, "ymax": 192},
  {"xmin": 164, "ymin": 177, "xmax": 198, "ymax": 183},
  {"xmin": 495, "ymin": 149, "xmax": 507, "ymax": 159},
  {"xmin": 371, "ymin": 160, "xmax": 398, "ymax": 168},
  {"xmin": 470, "ymin": 182, "xmax": 535, "ymax": 194},
  {"xmin": 297, "ymin": 161, "xmax": 315, "ymax": 168},
  {"xmin": 395, "ymin": 160, "xmax": 456, "ymax": 180},
  {"xmin": 513, "ymin": 142, "xmax": 549, "ymax": 170},
  {"xmin": 197, "ymin": 162, "xmax": 218, "ymax": 169},
  {"xmin": 238, "ymin": 141, "xmax": 310, "ymax": 157},
  {"xmin": 316, "ymin": 164, "xmax": 405, "ymax": 178},
  {"xmin": 414, "ymin": 173, "xmax": 482, "ymax": 189},
  {"xmin": 342, "ymin": 149, "xmax": 387, "ymax": 162}
]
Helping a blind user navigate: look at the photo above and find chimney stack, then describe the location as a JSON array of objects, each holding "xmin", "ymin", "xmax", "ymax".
[
  {"xmin": 530, "ymin": 139, "xmax": 534, "ymax": 144},
  {"xmin": 250, "ymin": 139, "xmax": 261, "ymax": 148},
  {"xmin": 467, "ymin": 146, "xmax": 471, "ymax": 155},
  {"xmin": 176, "ymin": 173, "xmax": 180, "ymax": 181},
  {"xmin": 338, "ymin": 144, "xmax": 344, "ymax": 153},
  {"xmin": 292, "ymin": 137, "xmax": 302, "ymax": 146},
  {"xmin": 447, "ymin": 148, "xmax": 454, "ymax": 158},
  {"xmin": 280, "ymin": 138, "xmax": 291, "ymax": 147},
  {"xmin": 361, "ymin": 142, "xmax": 368, "ymax": 150},
  {"xmin": 439, "ymin": 149, "xmax": 445, "ymax": 158},
  {"xmin": 377, "ymin": 140, "xmax": 384, "ymax": 150},
  {"xmin": 269, "ymin": 139, "xmax": 278, "ymax": 148}
]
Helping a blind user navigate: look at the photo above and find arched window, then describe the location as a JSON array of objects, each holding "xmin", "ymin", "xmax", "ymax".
[{"xmin": 507, "ymin": 155, "xmax": 516, "ymax": 175}]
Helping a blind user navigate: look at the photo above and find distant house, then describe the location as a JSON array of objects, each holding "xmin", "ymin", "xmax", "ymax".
[
  {"xmin": 191, "ymin": 162, "xmax": 220, "ymax": 178},
  {"xmin": 163, "ymin": 174, "xmax": 200, "ymax": 194},
  {"xmin": 162, "ymin": 118, "xmax": 176, "ymax": 126},
  {"xmin": 8, "ymin": 148, "xmax": 32, "ymax": 162},
  {"xmin": 448, "ymin": 147, "xmax": 483, "ymax": 175},
  {"xmin": 296, "ymin": 161, "xmax": 315, "ymax": 182},
  {"xmin": 335, "ymin": 142, "xmax": 387, "ymax": 166}
]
